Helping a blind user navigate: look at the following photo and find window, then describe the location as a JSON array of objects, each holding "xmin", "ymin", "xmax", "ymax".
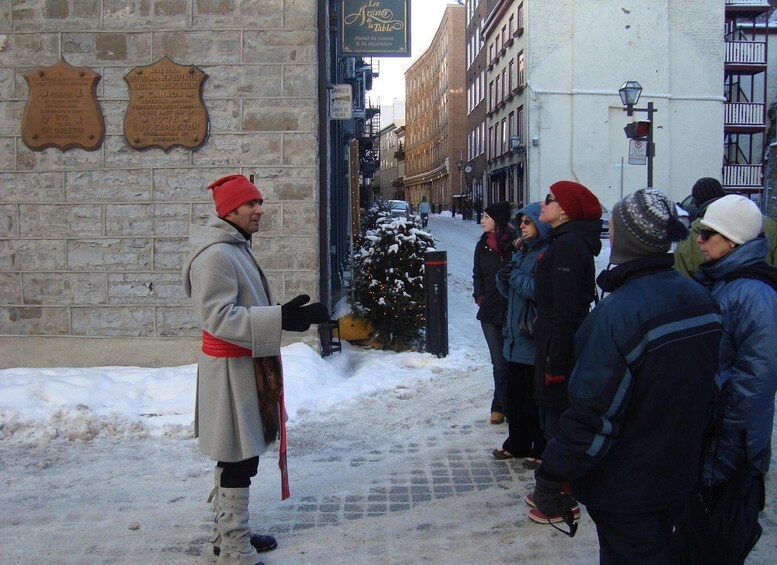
[
  {"xmin": 508, "ymin": 111, "xmax": 514, "ymax": 143},
  {"xmin": 489, "ymin": 81, "xmax": 494, "ymax": 112},
  {"xmin": 509, "ymin": 15, "xmax": 514, "ymax": 36},
  {"xmin": 489, "ymin": 43, "xmax": 494, "ymax": 65},
  {"xmin": 517, "ymin": 105, "xmax": 524, "ymax": 143},
  {"xmin": 501, "ymin": 25, "xmax": 507, "ymax": 48},
  {"xmin": 488, "ymin": 126, "xmax": 493, "ymax": 160},
  {"xmin": 501, "ymin": 118, "xmax": 507, "ymax": 155},
  {"xmin": 517, "ymin": 3, "xmax": 524, "ymax": 34},
  {"xmin": 501, "ymin": 68, "xmax": 507, "ymax": 101},
  {"xmin": 495, "ymin": 75, "xmax": 500, "ymax": 107},
  {"xmin": 508, "ymin": 59, "xmax": 514, "ymax": 92},
  {"xmin": 518, "ymin": 51, "xmax": 525, "ymax": 87}
]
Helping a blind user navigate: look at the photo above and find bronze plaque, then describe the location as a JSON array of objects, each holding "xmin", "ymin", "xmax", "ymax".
[
  {"xmin": 22, "ymin": 58, "xmax": 105, "ymax": 152},
  {"xmin": 124, "ymin": 56, "xmax": 209, "ymax": 152}
]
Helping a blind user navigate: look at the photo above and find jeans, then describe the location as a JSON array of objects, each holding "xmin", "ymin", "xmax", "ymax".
[
  {"xmin": 480, "ymin": 320, "xmax": 508, "ymax": 413},
  {"xmin": 420, "ymin": 213, "xmax": 429, "ymax": 228}
]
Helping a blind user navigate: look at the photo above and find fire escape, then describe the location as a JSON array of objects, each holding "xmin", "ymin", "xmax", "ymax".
[{"xmin": 722, "ymin": 0, "xmax": 770, "ymax": 195}]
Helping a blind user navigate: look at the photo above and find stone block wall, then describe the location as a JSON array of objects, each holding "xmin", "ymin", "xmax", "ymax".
[{"xmin": 0, "ymin": 0, "xmax": 320, "ymax": 367}]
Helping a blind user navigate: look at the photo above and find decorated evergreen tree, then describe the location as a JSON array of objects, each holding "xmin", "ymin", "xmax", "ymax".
[{"xmin": 352, "ymin": 209, "xmax": 435, "ymax": 349}]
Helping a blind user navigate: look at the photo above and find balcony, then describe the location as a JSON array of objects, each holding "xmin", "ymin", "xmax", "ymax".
[
  {"xmin": 725, "ymin": 0, "xmax": 770, "ymax": 16},
  {"xmin": 722, "ymin": 164, "xmax": 763, "ymax": 192},
  {"xmin": 725, "ymin": 41, "xmax": 767, "ymax": 72},
  {"xmin": 724, "ymin": 102, "xmax": 765, "ymax": 132}
]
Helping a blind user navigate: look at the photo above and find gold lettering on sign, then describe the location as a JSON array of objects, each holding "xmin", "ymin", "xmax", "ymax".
[
  {"xmin": 22, "ymin": 58, "xmax": 105, "ymax": 152},
  {"xmin": 344, "ymin": 2, "xmax": 405, "ymax": 32},
  {"xmin": 124, "ymin": 56, "xmax": 209, "ymax": 152}
]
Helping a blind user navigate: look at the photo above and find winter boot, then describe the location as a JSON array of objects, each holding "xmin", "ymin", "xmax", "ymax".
[
  {"xmin": 211, "ymin": 467, "xmax": 277, "ymax": 556},
  {"xmin": 215, "ymin": 487, "xmax": 263, "ymax": 565}
]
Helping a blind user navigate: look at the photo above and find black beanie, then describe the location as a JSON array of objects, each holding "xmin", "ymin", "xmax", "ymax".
[
  {"xmin": 691, "ymin": 177, "xmax": 725, "ymax": 208},
  {"xmin": 484, "ymin": 201, "xmax": 511, "ymax": 228}
]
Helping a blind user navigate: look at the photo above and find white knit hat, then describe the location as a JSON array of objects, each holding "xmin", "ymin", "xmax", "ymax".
[{"xmin": 700, "ymin": 194, "xmax": 762, "ymax": 245}]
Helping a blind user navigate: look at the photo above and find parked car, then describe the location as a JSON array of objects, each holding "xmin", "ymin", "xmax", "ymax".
[{"xmin": 387, "ymin": 200, "xmax": 411, "ymax": 218}]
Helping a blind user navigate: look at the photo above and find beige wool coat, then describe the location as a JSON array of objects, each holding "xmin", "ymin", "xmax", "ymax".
[{"xmin": 182, "ymin": 216, "xmax": 282, "ymax": 462}]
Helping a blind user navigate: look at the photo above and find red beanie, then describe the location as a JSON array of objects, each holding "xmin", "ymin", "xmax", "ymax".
[
  {"xmin": 208, "ymin": 175, "xmax": 263, "ymax": 217},
  {"xmin": 549, "ymin": 180, "xmax": 602, "ymax": 221}
]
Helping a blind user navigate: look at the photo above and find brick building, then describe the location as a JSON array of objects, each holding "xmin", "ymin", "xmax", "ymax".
[{"xmin": 403, "ymin": 4, "xmax": 466, "ymax": 212}]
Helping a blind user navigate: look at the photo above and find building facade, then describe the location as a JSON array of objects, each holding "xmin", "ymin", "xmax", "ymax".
[
  {"xmin": 723, "ymin": 0, "xmax": 771, "ymax": 195},
  {"xmin": 465, "ymin": 0, "xmax": 500, "ymax": 211},
  {"xmin": 404, "ymin": 4, "xmax": 466, "ymax": 212},
  {"xmin": 469, "ymin": 0, "xmax": 725, "ymax": 210},
  {"xmin": 0, "ymin": 1, "xmax": 381, "ymax": 367},
  {"xmin": 375, "ymin": 119, "xmax": 405, "ymax": 201}
]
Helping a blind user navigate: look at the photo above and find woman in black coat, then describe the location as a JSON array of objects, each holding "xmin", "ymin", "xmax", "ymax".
[
  {"xmin": 473, "ymin": 201, "xmax": 515, "ymax": 424},
  {"xmin": 534, "ymin": 181, "xmax": 602, "ymax": 443}
]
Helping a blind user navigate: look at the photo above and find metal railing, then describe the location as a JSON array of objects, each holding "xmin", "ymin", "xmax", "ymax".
[
  {"xmin": 723, "ymin": 164, "xmax": 762, "ymax": 188},
  {"xmin": 725, "ymin": 41, "xmax": 767, "ymax": 65},
  {"xmin": 724, "ymin": 102, "xmax": 765, "ymax": 126},
  {"xmin": 725, "ymin": 0, "xmax": 770, "ymax": 6}
]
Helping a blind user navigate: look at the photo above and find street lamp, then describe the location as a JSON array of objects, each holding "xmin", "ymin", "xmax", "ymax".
[{"xmin": 618, "ymin": 80, "xmax": 657, "ymax": 187}]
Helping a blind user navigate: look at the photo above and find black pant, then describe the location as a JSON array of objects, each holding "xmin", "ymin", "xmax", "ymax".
[
  {"xmin": 218, "ymin": 457, "xmax": 259, "ymax": 488},
  {"xmin": 502, "ymin": 362, "xmax": 545, "ymax": 457},
  {"xmin": 588, "ymin": 506, "xmax": 679, "ymax": 565}
]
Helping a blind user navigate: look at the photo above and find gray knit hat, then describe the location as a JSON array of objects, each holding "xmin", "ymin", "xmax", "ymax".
[{"xmin": 610, "ymin": 188, "xmax": 689, "ymax": 264}]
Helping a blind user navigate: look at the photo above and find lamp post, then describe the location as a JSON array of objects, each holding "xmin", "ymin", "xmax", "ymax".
[{"xmin": 619, "ymin": 81, "xmax": 657, "ymax": 188}]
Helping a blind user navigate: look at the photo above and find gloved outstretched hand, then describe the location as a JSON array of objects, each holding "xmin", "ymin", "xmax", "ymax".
[
  {"xmin": 281, "ymin": 294, "xmax": 329, "ymax": 332},
  {"xmin": 532, "ymin": 468, "xmax": 578, "ymax": 536}
]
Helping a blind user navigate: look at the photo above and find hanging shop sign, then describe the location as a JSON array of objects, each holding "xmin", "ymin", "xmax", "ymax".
[
  {"xmin": 124, "ymin": 56, "xmax": 209, "ymax": 152},
  {"xmin": 341, "ymin": 0, "xmax": 410, "ymax": 57},
  {"xmin": 22, "ymin": 58, "xmax": 105, "ymax": 152}
]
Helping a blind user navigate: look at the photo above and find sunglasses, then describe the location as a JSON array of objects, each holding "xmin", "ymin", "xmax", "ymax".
[
  {"xmin": 520, "ymin": 217, "xmax": 533, "ymax": 227},
  {"xmin": 544, "ymin": 194, "xmax": 556, "ymax": 205},
  {"xmin": 698, "ymin": 228, "xmax": 719, "ymax": 242}
]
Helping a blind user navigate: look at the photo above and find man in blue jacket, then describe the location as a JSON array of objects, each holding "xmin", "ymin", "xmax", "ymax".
[{"xmin": 530, "ymin": 189, "xmax": 722, "ymax": 564}]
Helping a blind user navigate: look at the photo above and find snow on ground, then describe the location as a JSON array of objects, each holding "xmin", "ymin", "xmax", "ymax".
[{"xmin": 0, "ymin": 213, "xmax": 775, "ymax": 565}]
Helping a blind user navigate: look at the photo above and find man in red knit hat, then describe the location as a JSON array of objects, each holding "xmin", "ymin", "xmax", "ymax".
[{"xmin": 183, "ymin": 174, "xmax": 328, "ymax": 565}]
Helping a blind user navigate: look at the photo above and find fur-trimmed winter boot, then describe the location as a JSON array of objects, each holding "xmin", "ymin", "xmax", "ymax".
[
  {"xmin": 210, "ymin": 468, "xmax": 277, "ymax": 556},
  {"xmin": 215, "ymin": 487, "xmax": 263, "ymax": 565}
]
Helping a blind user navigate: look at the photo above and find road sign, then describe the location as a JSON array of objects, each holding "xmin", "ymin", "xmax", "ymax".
[
  {"xmin": 628, "ymin": 139, "xmax": 647, "ymax": 165},
  {"xmin": 329, "ymin": 84, "xmax": 352, "ymax": 120}
]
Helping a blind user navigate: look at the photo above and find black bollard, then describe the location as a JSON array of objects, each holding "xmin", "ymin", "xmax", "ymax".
[{"xmin": 424, "ymin": 250, "xmax": 448, "ymax": 357}]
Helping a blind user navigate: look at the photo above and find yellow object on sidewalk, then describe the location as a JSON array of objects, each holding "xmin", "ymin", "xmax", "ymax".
[{"xmin": 335, "ymin": 314, "xmax": 374, "ymax": 341}]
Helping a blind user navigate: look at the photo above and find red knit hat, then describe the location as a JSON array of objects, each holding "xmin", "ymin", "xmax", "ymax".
[
  {"xmin": 549, "ymin": 180, "xmax": 602, "ymax": 221},
  {"xmin": 208, "ymin": 175, "xmax": 263, "ymax": 217}
]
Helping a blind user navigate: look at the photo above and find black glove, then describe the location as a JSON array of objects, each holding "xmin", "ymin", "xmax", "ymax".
[
  {"xmin": 532, "ymin": 468, "xmax": 577, "ymax": 520},
  {"xmin": 280, "ymin": 294, "xmax": 330, "ymax": 332},
  {"xmin": 497, "ymin": 261, "xmax": 516, "ymax": 284}
]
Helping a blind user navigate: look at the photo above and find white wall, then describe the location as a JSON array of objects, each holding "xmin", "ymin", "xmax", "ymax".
[{"xmin": 524, "ymin": 0, "xmax": 724, "ymax": 208}]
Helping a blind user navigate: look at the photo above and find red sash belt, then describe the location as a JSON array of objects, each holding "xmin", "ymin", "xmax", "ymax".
[{"xmin": 202, "ymin": 331, "xmax": 251, "ymax": 357}]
